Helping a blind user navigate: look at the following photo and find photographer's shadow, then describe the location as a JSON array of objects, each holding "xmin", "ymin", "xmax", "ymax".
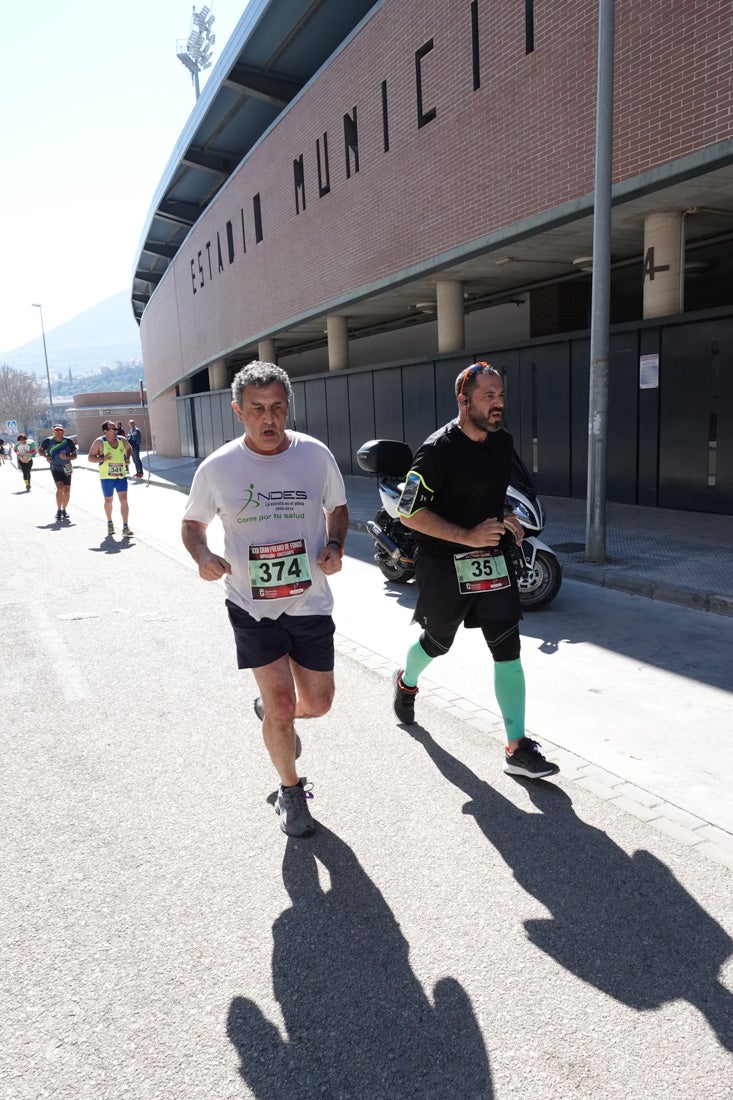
[
  {"xmin": 406, "ymin": 723, "xmax": 733, "ymax": 1052},
  {"xmin": 227, "ymin": 825, "xmax": 493, "ymax": 1099}
]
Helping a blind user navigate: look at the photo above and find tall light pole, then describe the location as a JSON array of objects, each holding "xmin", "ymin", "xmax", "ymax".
[
  {"xmin": 31, "ymin": 303, "xmax": 55, "ymax": 426},
  {"xmin": 176, "ymin": 5, "xmax": 216, "ymax": 100},
  {"xmin": 585, "ymin": 0, "xmax": 615, "ymax": 562}
]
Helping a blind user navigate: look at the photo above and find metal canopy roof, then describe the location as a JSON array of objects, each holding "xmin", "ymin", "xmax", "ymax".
[{"xmin": 132, "ymin": 0, "xmax": 379, "ymax": 323}]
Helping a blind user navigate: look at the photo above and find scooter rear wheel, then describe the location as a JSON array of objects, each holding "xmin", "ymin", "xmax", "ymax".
[
  {"xmin": 517, "ymin": 549, "xmax": 562, "ymax": 610},
  {"xmin": 377, "ymin": 555, "xmax": 415, "ymax": 583}
]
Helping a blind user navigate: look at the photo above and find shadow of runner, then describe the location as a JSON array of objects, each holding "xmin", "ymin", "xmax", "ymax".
[
  {"xmin": 88, "ymin": 536, "xmax": 135, "ymax": 555},
  {"xmin": 227, "ymin": 825, "xmax": 493, "ymax": 1099},
  {"xmin": 405, "ymin": 723, "xmax": 733, "ymax": 1053}
]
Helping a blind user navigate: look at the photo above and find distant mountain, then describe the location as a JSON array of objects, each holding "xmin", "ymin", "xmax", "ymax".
[{"xmin": 0, "ymin": 291, "xmax": 143, "ymax": 378}]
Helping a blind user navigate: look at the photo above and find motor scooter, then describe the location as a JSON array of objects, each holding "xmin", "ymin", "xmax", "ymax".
[{"xmin": 355, "ymin": 438, "xmax": 562, "ymax": 611}]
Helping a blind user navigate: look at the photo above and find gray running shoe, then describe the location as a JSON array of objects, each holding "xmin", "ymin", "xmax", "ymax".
[
  {"xmin": 503, "ymin": 737, "xmax": 560, "ymax": 779},
  {"xmin": 122, "ymin": 525, "xmax": 134, "ymax": 538},
  {"xmin": 107, "ymin": 521, "xmax": 115, "ymax": 535},
  {"xmin": 275, "ymin": 779, "xmax": 315, "ymax": 837},
  {"xmin": 392, "ymin": 668, "xmax": 418, "ymax": 725},
  {"xmin": 253, "ymin": 696, "xmax": 301, "ymax": 758}
]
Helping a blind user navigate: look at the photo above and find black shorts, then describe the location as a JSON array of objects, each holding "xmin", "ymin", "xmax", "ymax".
[
  {"xmin": 413, "ymin": 548, "xmax": 521, "ymax": 641},
  {"xmin": 51, "ymin": 469, "xmax": 72, "ymax": 486},
  {"xmin": 226, "ymin": 600, "xmax": 335, "ymax": 671}
]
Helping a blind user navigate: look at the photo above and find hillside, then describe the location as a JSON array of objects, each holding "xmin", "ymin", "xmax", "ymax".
[
  {"xmin": 51, "ymin": 363, "xmax": 145, "ymax": 398},
  {"xmin": 0, "ymin": 291, "xmax": 143, "ymax": 380}
]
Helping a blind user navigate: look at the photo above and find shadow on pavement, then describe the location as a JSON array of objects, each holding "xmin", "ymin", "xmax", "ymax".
[
  {"xmin": 227, "ymin": 825, "xmax": 493, "ymax": 1098},
  {"xmin": 516, "ymin": 587, "xmax": 732, "ymax": 693},
  {"xmin": 406, "ymin": 723, "xmax": 733, "ymax": 1053},
  {"xmin": 88, "ymin": 536, "xmax": 136, "ymax": 555}
]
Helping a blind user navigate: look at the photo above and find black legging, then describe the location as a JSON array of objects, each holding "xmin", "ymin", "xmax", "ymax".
[{"xmin": 19, "ymin": 459, "xmax": 33, "ymax": 484}]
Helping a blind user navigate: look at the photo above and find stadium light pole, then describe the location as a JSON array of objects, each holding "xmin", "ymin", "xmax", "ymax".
[
  {"xmin": 176, "ymin": 5, "xmax": 216, "ymax": 100},
  {"xmin": 31, "ymin": 303, "xmax": 55, "ymax": 426}
]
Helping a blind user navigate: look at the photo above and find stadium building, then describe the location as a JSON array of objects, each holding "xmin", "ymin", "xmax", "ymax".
[{"xmin": 133, "ymin": 0, "xmax": 733, "ymax": 513}]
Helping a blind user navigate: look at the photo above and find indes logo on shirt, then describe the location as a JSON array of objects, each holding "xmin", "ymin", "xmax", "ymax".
[{"xmin": 236, "ymin": 484, "xmax": 309, "ymax": 522}]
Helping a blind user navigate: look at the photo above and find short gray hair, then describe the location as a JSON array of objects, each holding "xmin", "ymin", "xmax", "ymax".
[{"xmin": 231, "ymin": 361, "xmax": 293, "ymax": 407}]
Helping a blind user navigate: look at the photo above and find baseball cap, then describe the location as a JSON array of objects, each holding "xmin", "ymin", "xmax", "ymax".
[{"xmin": 52, "ymin": 423, "xmax": 64, "ymax": 430}]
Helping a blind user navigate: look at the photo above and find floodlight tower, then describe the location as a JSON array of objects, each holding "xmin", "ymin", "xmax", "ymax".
[{"xmin": 176, "ymin": 5, "xmax": 216, "ymax": 100}]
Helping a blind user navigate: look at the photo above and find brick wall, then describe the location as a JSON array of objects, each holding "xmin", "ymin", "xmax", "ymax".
[{"xmin": 140, "ymin": 0, "xmax": 733, "ymax": 390}]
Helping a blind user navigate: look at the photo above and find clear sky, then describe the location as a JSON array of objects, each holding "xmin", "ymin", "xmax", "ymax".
[{"xmin": 0, "ymin": 0, "xmax": 249, "ymax": 354}]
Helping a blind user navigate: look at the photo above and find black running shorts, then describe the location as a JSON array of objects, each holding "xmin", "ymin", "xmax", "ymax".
[{"xmin": 226, "ymin": 600, "xmax": 335, "ymax": 671}]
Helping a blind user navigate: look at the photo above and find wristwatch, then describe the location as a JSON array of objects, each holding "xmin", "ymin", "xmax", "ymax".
[{"xmin": 326, "ymin": 538, "xmax": 344, "ymax": 557}]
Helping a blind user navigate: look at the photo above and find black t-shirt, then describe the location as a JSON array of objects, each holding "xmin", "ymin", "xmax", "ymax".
[{"xmin": 397, "ymin": 421, "xmax": 514, "ymax": 557}]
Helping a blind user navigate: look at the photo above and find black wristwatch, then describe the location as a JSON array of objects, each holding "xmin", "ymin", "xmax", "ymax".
[{"xmin": 326, "ymin": 538, "xmax": 344, "ymax": 557}]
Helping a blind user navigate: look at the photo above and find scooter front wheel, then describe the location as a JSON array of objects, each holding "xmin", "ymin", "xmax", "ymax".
[{"xmin": 517, "ymin": 549, "xmax": 562, "ymax": 610}]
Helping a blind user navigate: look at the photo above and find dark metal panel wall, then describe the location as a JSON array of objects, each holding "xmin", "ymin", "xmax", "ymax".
[
  {"xmin": 606, "ymin": 333, "xmax": 639, "ymax": 503},
  {"xmin": 196, "ymin": 396, "xmax": 214, "ymax": 457},
  {"xmin": 659, "ymin": 318, "xmax": 733, "ymax": 512},
  {"xmin": 571, "ymin": 333, "xmax": 640, "ymax": 506},
  {"xmin": 435, "ymin": 356, "xmax": 471, "ymax": 429},
  {"xmin": 177, "ymin": 398, "xmax": 194, "ymax": 458},
  {"xmin": 347, "ymin": 372, "xmax": 376, "ymax": 474},
  {"xmin": 637, "ymin": 327, "xmax": 661, "ymax": 506},
  {"xmin": 402, "ymin": 361, "xmax": 436, "ymax": 456},
  {"xmin": 303, "ymin": 379, "xmax": 328, "ymax": 446},
  {"xmin": 372, "ymin": 367, "xmax": 405, "ymax": 443},
  {"xmin": 220, "ymin": 393, "xmax": 238, "ymax": 444},
  {"xmin": 179, "ymin": 310, "xmax": 733, "ymax": 515},
  {"xmin": 570, "ymin": 338, "xmax": 590, "ymax": 499},
  {"xmin": 520, "ymin": 343, "xmax": 571, "ymax": 496},
  {"xmin": 290, "ymin": 381, "xmax": 305, "ymax": 432},
  {"xmin": 325, "ymin": 375, "xmax": 351, "ymax": 471}
]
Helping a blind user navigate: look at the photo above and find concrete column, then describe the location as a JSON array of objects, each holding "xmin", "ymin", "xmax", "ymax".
[
  {"xmin": 437, "ymin": 280, "xmax": 465, "ymax": 353},
  {"xmin": 643, "ymin": 211, "xmax": 683, "ymax": 318},
  {"xmin": 178, "ymin": 379, "xmax": 192, "ymax": 396},
  {"xmin": 326, "ymin": 315, "xmax": 349, "ymax": 371},
  {"xmin": 258, "ymin": 339, "xmax": 277, "ymax": 364},
  {"xmin": 208, "ymin": 358, "xmax": 229, "ymax": 391}
]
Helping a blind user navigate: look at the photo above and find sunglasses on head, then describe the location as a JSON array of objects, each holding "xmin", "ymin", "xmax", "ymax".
[{"xmin": 458, "ymin": 362, "xmax": 490, "ymax": 400}]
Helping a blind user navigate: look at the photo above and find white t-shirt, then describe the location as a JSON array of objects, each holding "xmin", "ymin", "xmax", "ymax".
[{"xmin": 183, "ymin": 432, "xmax": 347, "ymax": 621}]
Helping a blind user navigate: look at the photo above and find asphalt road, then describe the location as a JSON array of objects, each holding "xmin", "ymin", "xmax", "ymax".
[{"xmin": 2, "ymin": 462, "xmax": 732, "ymax": 1099}]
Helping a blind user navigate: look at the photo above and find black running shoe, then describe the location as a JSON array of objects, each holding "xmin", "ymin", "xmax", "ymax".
[
  {"xmin": 253, "ymin": 696, "xmax": 301, "ymax": 758},
  {"xmin": 55, "ymin": 510, "xmax": 62, "ymax": 521},
  {"xmin": 503, "ymin": 737, "xmax": 560, "ymax": 779},
  {"xmin": 392, "ymin": 668, "xmax": 418, "ymax": 725},
  {"xmin": 275, "ymin": 779, "xmax": 314, "ymax": 837}
]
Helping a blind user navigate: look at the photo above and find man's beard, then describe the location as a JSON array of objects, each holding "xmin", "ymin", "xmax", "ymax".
[{"xmin": 467, "ymin": 406, "xmax": 503, "ymax": 434}]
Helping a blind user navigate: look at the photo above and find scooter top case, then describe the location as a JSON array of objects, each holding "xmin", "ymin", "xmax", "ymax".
[{"xmin": 356, "ymin": 439, "xmax": 413, "ymax": 477}]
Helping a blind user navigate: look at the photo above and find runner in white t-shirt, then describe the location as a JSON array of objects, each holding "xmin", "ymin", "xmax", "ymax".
[{"xmin": 182, "ymin": 361, "xmax": 349, "ymax": 838}]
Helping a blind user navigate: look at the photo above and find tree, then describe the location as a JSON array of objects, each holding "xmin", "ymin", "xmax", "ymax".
[{"xmin": 0, "ymin": 363, "xmax": 45, "ymax": 434}]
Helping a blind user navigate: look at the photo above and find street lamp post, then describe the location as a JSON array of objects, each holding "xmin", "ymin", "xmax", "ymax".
[{"xmin": 31, "ymin": 303, "xmax": 55, "ymax": 427}]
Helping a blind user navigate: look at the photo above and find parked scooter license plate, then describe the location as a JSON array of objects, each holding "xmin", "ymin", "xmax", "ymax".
[{"xmin": 453, "ymin": 549, "xmax": 510, "ymax": 594}]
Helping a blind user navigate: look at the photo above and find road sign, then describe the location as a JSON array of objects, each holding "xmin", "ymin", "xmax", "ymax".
[{"xmin": 5, "ymin": 419, "xmax": 18, "ymax": 433}]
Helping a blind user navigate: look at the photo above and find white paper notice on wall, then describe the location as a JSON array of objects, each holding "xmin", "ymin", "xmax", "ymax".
[{"xmin": 639, "ymin": 353, "xmax": 659, "ymax": 389}]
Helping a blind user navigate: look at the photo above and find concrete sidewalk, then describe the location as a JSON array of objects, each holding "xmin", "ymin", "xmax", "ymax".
[{"xmin": 78, "ymin": 450, "xmax": 733, "ymax": 617}]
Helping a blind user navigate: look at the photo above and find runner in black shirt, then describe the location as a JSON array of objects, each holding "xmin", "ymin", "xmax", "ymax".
[{"xmin": 392, "ymin": 362, "xmax": 559, "ymax": 779}]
